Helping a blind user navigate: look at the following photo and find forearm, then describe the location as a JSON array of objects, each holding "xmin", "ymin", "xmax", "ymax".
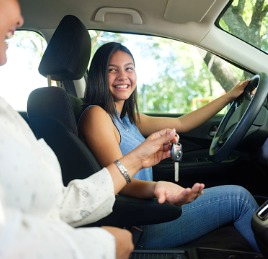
[
  {"xmin": 106, "ymin": 152, "xmax": 151, "ymax": 195},
  {"xmin": 119, "ymin": 179, "xmax": 156, "ymax": 199},
  {"xmin": 178, "ymin": 92, "xmax": 234, "ymax": 132}
]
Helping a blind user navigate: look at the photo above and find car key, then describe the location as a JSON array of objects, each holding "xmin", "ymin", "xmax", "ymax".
[{"xmin": 171, "ymin": 142, "xmax": 183, "ymax": 182}]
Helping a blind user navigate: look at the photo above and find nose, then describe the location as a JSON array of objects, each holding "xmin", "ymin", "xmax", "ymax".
[
  {"xmin": 17, "ymin": 15, "xmax": 24, "ymax": 28},
  {"xmin": 117, "ymin": 70, "xmax": 128, "ymax": 81},
  {"xmin": 118, "ymin": 76, "xmax": 128, "ymax": 81}
]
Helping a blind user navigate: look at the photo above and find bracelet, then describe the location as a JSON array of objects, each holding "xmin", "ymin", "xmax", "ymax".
[{"xmin": 114, "ymin": 160, "xmax": 131, "ymax": 184}]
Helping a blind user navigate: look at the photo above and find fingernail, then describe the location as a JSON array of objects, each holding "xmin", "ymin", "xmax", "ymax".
[{"xmin": 169, "ymin": 129, "xmax": 176, "ymax": 136}]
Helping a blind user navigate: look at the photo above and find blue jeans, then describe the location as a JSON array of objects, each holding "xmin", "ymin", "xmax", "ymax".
[{"xmin": 138, "ymin": 185, "xmax": 260, "ymax": 252}]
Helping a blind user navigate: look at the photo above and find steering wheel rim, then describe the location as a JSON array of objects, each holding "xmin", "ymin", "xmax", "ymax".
[{"xmin": 209, "ymin": 73, "xmax": 268, "ymax": 162}]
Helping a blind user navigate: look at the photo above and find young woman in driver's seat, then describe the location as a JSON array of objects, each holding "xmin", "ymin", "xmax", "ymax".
[{"xmin": 79, "ymin": 42, "xmax": 260, "ymax": 252}]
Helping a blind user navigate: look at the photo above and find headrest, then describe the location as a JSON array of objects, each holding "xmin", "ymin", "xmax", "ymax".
[{"xmin": 38, "ymin": 15, "xmax": 91, "ymax": 81}]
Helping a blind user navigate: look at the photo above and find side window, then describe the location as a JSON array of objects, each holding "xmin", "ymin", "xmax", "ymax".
[
  {"xmin": 0, "ymin": 30, "xmax": 47, "ymax": 111},
  {"xmin": 89, "ymin": 31, "xmax": 252, "ymax": 114}
]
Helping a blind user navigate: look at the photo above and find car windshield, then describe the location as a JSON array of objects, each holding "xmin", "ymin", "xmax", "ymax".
[{"xmin": 218, "ymin": 0, "xmax": 268, "ymax": 54}]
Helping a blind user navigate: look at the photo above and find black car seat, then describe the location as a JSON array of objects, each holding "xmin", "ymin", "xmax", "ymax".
[{"xmin": 27, "ymin": 14, "xmax": 182, "ymax": 229}]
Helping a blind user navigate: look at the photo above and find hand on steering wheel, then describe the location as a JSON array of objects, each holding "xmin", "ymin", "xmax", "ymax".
[{"xmin": 209, "ymin": 73, "xmax": 268, "ymax": 162}]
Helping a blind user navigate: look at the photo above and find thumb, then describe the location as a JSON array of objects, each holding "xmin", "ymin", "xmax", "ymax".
[{"xmin": 156, "ymin": 190, "xmax": 167, "ymax": 204}]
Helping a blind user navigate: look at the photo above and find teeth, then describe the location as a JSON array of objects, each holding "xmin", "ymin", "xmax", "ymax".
[
  {"xmin": 5, "ymin": 32, "xmax": 13, "ymax": 40},
  {"xmin": 116, "ymin": 85, "xmax": 128, "ymax": 89}
]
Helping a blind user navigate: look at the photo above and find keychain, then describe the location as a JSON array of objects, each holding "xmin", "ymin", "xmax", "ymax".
[{"xmin": 171, "ymin": 142, "xmax": 183, "ymax": 182}]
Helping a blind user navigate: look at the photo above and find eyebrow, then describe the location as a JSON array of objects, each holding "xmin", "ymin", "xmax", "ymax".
[{"xmin": 108, "ymin": 62, "xmax": 134, "ymax": 67}]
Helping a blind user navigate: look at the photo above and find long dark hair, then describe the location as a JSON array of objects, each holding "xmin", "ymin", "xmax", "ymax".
[{"xmin": 84, "ymin": 42, "xmax": 139, "ymax": 124}]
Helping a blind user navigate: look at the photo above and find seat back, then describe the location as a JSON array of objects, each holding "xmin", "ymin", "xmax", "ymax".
[{"xmin": 28, "ymin": 87, "xmax": 102, "ymax": 185}]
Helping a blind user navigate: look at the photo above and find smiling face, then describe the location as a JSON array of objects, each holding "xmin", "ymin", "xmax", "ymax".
[
  {"xmin": 0, "ymin": 0, "xmax": 23, "ymax": 66},
  {"xmin": 108, "ymin": 50, "xmax": 137, "ymax": 109}
]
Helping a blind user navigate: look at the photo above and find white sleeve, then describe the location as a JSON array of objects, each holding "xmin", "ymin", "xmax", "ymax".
[
  {"xmin": 0, "ymin": 190, "xmax": 115, "ymax": 259},
  {"xmin": 60, "ymin": 167, "xmax": 116, "ymax": 227}
]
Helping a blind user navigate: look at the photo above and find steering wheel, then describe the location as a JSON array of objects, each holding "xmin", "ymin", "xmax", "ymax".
[{"xmin": 209, "ymin": 73, "xmax": 268, "ymax": 162}]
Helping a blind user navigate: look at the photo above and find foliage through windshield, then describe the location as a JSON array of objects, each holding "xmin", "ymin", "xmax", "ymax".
[
  {"xmin": 218, "ymin": 0, "xmax": 268, "ymax": 54},
  {"xmin": 89, "ymin": 30, "xmax": 249, "ymax": 114}
]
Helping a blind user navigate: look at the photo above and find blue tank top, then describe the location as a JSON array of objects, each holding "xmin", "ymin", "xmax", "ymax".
[
  {"xmin": 81, "ymin": 106, "xmax": 153, "ymax": 181},
  {"xmin": 112, "ymin": 114, "xmax": 153, "ymax": 181},
  {"xmin": 112, "ymin": 115, "xmax": 153, "ymax": 181}
]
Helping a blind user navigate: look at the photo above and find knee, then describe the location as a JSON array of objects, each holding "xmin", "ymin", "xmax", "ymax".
[{"xmin": 229, "ymin": 185, "xmax": 258, "ymax": 209}]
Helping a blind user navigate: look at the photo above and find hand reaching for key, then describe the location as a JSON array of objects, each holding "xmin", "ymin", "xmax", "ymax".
[{"xmin": 154, "ymin": 181, "xmax": 205, "ymax": 206}]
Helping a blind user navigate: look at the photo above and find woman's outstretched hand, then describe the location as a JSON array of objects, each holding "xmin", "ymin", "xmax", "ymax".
[{"xmin": 154, "ymin": 181, "xmax": 205, "ymax": 206}]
